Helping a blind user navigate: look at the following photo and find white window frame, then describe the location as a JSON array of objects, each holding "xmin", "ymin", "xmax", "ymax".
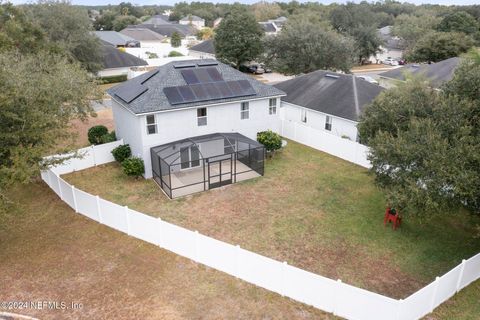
[
  {"xmin": 146, "ymin": 114, "xmax": 157, "ymax": 135},
  {"xmin": 197, "ymin": 107, "xmax": 207, "ymax": 126},
  {"xmin": 325, "ymin": 115, "xmax": 332, "ymax": 131},
  {"xmin": 241, "ymin": 102, "xmax": 249, "ymax": 120},
  {"xmin": 269, "ymin": 98, "xmax": 277, "ymax": 115},
  {"xmin": 301, "ymin": 109, "xmax": 307, "ymax": 123}
]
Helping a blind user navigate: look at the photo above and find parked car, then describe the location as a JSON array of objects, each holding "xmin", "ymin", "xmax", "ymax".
[
  {"xmin": 260, "ymin": 64, "xmax": 272, "ymax": 73},
  {"xmin": 383, "ymin": 58, "xmax": 399, "ymax": 66},
  {"xmin": 239, "ymin": 64, "xmax": 265, "ymax": 75},
  {"xmin": 398, "ymin": 59, "xmax": 406, "ymax": 65},
  {"xmin": 357, "ymin": 75, "xmax": 379, "ymax": 85}
]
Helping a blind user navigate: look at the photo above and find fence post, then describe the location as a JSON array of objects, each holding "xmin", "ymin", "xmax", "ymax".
[
  {"xmin": 194, "ymin": 230, "xmax": 200, "ymax": 263},
  {"xmin": 56, "ymin": 175, "xmax": 63, "ymax": 200},
  {"xmin": 46, "ymin": 170, "xmax": 52, "ymax": 188},
  {"xmin": 333, "ymin": 279, "xmax": 342, "ymax": 317},
  {"xmin": 429, "ymin": 277, "xmax": 440, "ymax": 313},
  {"xmin": 72, "ymin": 185, "xmax": 78, "ymax": 213},
  {"xmin": 235, "ymin": 245, "xmax": 241, "ymax": 279},
  {"xmin": 96, "ymin": 195, "xmax": 103, "ymax": 224},
  {"xmin": 281, "ymin": 261, "xmax": 288, "ymax": 297},
  {"xmin": 396, "ymin": 299, "xmax": 403, "ymax": 320},
  {"xmin": 157, "ymin": 217, "xmax": 163, "ymax": 248},
  {"xmin": 125, "ymin": 206, "xmax": 130, "ymax": 236},
  {"xmin": 91, "ymin": 146, "xmax": 97, "ymax": 166},
  {"xmin": 456, "ymin": 259, "xmax": 467, "ymax": 292}
]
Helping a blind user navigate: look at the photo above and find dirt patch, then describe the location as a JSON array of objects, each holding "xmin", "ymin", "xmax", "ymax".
[{"xmin": 68, "ymin": 109, "xmax": 114, "ymax": 148}]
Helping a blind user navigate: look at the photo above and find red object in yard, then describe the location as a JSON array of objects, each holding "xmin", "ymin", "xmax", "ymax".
[{"xmin": 384, "ymin": 207, "xmax": 402, "ymax": 230}]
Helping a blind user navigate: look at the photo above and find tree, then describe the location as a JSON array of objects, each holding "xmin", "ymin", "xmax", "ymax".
[
  {"xmin": 352, "ymin": 27, "xmax": 383, "ymax": 64},
  {"xmin": 214, "ymin": 7, "xmax": 264, "ymax": 68},
  {"xmin": 0, "ymin": 51, "xmax": 99, "ymax": 199},
  {"xmin": 358, "ymin": 77, "xmax": 480, "ymax": 215},
  {"xmin": 28, "ymin": 0, "xmax": 103, "ymax": 73},
  {"xmin": 263, "ymin": 20, "xmax": 356, "ymax": 74},
  {"xmin": 251, "ymin": 2, "xmax": 282, "ymax": 22},
  {"xmin": 170, "ymin": 32, "xmax": 182, "ymax": 48},
  {"xmin": 93, "ymin": 10, "xmax": 116, "ymax": 31},
  {"xmin": 442, "ymin": 49, "xmax": 480, "ymax": 101},
  {"xmin": 438, "ymin": 11, "xmax": 480, "ymax": 37},
  {"xmin": 112, "ymin": 15, "xmax": 139, "ymax": 32},
  {"xmin": 392, "ymin": 13, "xmax": 441, "ymax": 48},
  {"xmin": 405, "ymin": 31, "xmax": 474, "ymax": 63},
  {"xmin": 196, "ymin": 27, "xmax": 214, "ymax": 40}
]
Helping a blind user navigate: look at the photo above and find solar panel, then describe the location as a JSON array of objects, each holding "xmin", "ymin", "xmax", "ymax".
[
  {"xmin": 115, "ymin": 82, "xmax": 148, "ymax": 103},
  {"xmin": 190, "ymin": 84, "xmax": 210, "ymax": 101},
  {"xmin": 197, "ymin": 61, "xmax": 218, "ymax": 67},
  {"xmin": 195, "ymin": 68, "xmax": 212, "ymax": 83},
  {"xmin": 214, "ymin": 82, "xmax": 234, "ymax": 98},
  {"xmin": 203, "ymin": 83, "xmax": 221, "ymax": 100},
  {"xmin": 227, "ymin": 80, "xmax": 242, "ymax": 96},
  {"xmin": 237, "ymin": 80, "xmax": 256, "ymax": 95},
  {"xmin": 163, "ymin": 87, "xmax": 184, "ymax": 105},
  {"xmin": 177, "ymin": 86, "xmax": 196, "ymax": 102},
  {"xmin": 140, "ymin": 70, "xmax": 159, "ymax": 84},
  {"xmin": 181, "ymin": 69, "xmax": 200, "ymax": 84},
  {"xmin": 206, "ymin": 68, "xmax": 223, "ymax": 82},
  {"xmin": 173, "ymin": 63, "xmax": 196, "ymax": 69}
]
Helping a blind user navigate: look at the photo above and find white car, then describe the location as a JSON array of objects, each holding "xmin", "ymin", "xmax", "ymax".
[
  {"xmin": 383, "ymin": 58, "xmax": 399, "ymax": 66},
  {"xmin": 357, "ymin": 75, "xmax": 379, "ymax": 85}
]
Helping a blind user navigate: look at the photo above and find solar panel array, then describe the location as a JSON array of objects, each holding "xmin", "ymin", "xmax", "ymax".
[
  {"xmin": 164, "ymin": 80, "xmax": 256, "ymax": 105},
  {"xmin": 181, "ymin": 68, "xmax": 223, "ymax": 84},
  {"xmin": 115, "ymin": 82, "xmax": 148, "ymax": 103},
  {"xmin": 197, "ymin": 61, "xmax": 218, "ymax": 67}
]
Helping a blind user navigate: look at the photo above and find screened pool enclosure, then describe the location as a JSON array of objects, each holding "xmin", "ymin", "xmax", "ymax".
[{"xmin": 151, "ymin": 133, "xmax": 265, "ymax": 198}]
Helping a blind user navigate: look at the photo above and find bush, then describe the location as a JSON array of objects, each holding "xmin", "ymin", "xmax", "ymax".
[
  {"xmin": 122, "ymin": 157, "xmax": 145, "ymax": 177},
  {"xmin": 99, "ymin": 74, "xmax": 127, "ymax": 84},
  {"xmin": 257, "ymin": 130, "xmax": 282, "ymax": 153},
  {"xmin": 101, "ymin": 131, "xmax": 116, "ymax": 144},
  {"xmin": 88, "ymin": 125, "xmax": 109, "ymax": 145},
  {"xmin": 112, "ymin": 144, "xmax": 131, "ymax": 163},
  {"xmin": 168, "ymin": 50, "xmax": 184, "ymax": 57}
]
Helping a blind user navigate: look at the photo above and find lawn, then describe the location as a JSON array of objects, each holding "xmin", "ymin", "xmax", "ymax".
[{"xmin": 63, "ymin": 140, "xmax": 480, "ymax": 300}]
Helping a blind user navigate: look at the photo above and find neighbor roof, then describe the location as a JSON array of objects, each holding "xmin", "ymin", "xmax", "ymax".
[
  {"xmin": 260, "ymin": 22, "xmax": 277, "ymax": 33},
  {"xmin": 128, "ymin": 23, "xmax": 195, "ymax": 37},
  {"xmin": 93, "ymin": 31, "xmax": 135, "ymax": 46},
  {"xmin": 274, "ymin": 70, "xmax": 384, "ymax": 122},
  {"xmin": 101, "ymin": 42, "xmax": 148, "ymax": 69},
  {"xmin": 107, "ymin": 59, "xmax": 285, "ymax": 114},
  {"xmin": 120, "ymin": 28, "xmax": 165, "ymax": 41},
  {"xmin": 379, "ymin": 57, "xmax": 461, "ymax": 88},
  {"xmin": 180, "ymin": 15, "xmax": 204, "ymax": 22},
  {"xmin": 143, "ymin": 15, "xmax": 171, "ymax": 25},
  {"xmin": 189, "ymin": 39, "xmax": 215, "ymax": 55}
]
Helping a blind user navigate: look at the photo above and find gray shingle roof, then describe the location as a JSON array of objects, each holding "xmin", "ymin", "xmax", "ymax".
[
  {"xmin": 180, "ymin": 15, "xmax": 204, "ymax": 22},
  {"xmin": 107, "ymin": 59, "xmax": 286, "ymax": 115},
  {"xmin": 189, "ymin": 39, "xmax": 215, "ymax": 55},
  {"xmin": 101, "ymin": 43, "xmax": 148, "ymax": 69},
  {"xmin": 143, "ymin": 15, "xmax": 171, "ymax": 25},
  {"xmin": 93, "ymin": 31, "xmax": 135, "ymax": 46},
  {"xmin": 260, "ymin": 22, "xmax": 277, "ymax": 33},
  {"xmin": 120, "ymin": 28, "xmax": 165, "ymax": 41},
  {"xmin": 274, "ymin": 70, "xmax": 384, "ymax": 122},
  {"xmin": 128, "ymin": 23, "xmax": 195, "ymax": 37},
  {"xmin": 379, "ymin": 57, "xmax": 461, "ymax": 88}
]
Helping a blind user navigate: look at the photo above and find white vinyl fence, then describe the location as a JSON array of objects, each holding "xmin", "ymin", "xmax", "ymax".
[
  {"xmin": 41, "ymin": 140, "xmax": 480, "ymax": 320},
  {"xmin": 281, "ymin": 120, "xmax": 371, "ymax": 168}
]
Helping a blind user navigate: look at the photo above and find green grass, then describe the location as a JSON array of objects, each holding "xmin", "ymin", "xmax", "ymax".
[{"xmin": 63, "ymin": 140, "xmax": 480, "ymax": 300}]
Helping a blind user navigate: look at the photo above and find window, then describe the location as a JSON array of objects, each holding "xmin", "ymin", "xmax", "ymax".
[
  {"xmin": 325, "ymin": 115, "xmax": 332, "ymax": 131},
  {"xmin": 146, "ymin": 115, "xmax": 157, "ymax": 134},
  {"xmin": 197, "ymin": 108, "xmax": 207, "ymax": 126},
  {"xmin": 301, "ymin": 109, "xmax": 307, "ymax": 123},
  {"xmin": 269, "ymin": 98, "xmax": 277, "ymax": 115},
  {"xmin": 241, "ymin": 102, "xmax": 249, "ymax": 120}
]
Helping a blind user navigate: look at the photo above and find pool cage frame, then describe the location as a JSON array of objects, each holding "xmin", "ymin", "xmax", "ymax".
[{"xmin": 151, "ymin": 132, "xmax": 265, "ymax": 199}]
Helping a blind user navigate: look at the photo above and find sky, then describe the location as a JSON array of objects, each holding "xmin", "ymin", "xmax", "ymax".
[{"xmin": 9, "ymin": 0, "xmax": 480, "ymax": 5}]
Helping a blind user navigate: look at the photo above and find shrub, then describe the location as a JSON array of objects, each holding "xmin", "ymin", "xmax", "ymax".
[
  {"xmin": 257, "ymin": 130, "xmax": 282, "ymax": 153},
  {"xmin": 88, "ymin": 125, "xmax": 109, "ymax": 145},
  {"xmin": 101, "ymin": 131, "xmax": 116, "ymax": 144},
  {"xmin": 122, "ymin": 157, "xmax": 144, "ymax": 177},
  {"xmin": 112, "ymin": 144, "xmax": 131, "ymax": 163},
  {"xmin": 168, "ymin": 50, "xmax": 184, "ymax": 57},
  {"xmin": 99, "ymin": 74, "xmax": 127, "ymax": 84}
]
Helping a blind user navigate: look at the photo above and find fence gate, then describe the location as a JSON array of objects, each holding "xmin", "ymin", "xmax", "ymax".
[{"xmin": 207, "ymin": 154, "xmax": 233, "ymax": 189}]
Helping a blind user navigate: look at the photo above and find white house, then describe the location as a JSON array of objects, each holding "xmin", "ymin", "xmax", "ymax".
[
  {"xmin": 107, "ymin": 59, "xmax": 285, "ymax": 197},
  {"xmin": 98, "ymin": 42, "xmax": 148, "ymax": 78},
  {"xmin": 188, "ymin": 39, "xmax": 215, "ymax": 59},
  {"xmin": 274, "ymin": 70, "xmax": 384, "ymax": 142},
  {"xmin": 179, "ymin": 15, "xmax": 205, "ymax": 29}
]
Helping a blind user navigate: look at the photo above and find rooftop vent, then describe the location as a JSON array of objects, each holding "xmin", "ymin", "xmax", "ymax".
[{"xmin": 325, "ymin": 74, "xmax": 340, "ymax": 79}]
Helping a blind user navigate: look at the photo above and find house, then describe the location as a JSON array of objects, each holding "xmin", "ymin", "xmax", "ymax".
[
  {"xmin": 371, "ymin": 26, "xmax": 404, "ymax": 63},
  {"xmin": 189, "ymin": 39, "xmax": 215, "ymax": 59},
  {"xmin": 120, "ymin": 28, "xmax": 166, "ymax": 48},
  {"xmin": 127, "ymin": 23, "xmax": 195, "ymax": 38},
  {"xmin": 93, "ymin": 31, "xmax": 138, "ymax": 48},
  {"xmin": 98, "ymin": 42, "xmax": 148, "ymax": 78},
  {"xmin": 107, "ymin": 59, "xmax": 285, "ymax": 197},
  {"xmin": 378, "ymin": 57, "xmax": 461, "ymax": 88},
  {"xmin": 143, "ymin": 15, "xmax": 171, "ymax": 25},
  {"xmin": 274, "ymin": 70, "xmax": 384, "ymax": 141},
  {"xmin": 258, "ymin": 16, "xmax": 287, "ymax": 36},
  {"xmin": 179, "ymin": 15, "xmax": 205, "ymax": 29}
]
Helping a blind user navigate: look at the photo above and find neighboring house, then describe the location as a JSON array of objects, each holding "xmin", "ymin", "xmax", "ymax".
[
  {"xmin": 127, "ymin": 23, "xmax": 195, "ymax": 38},
  {"xmin": 189, "ymin": 39, "xmax": 215, "ymax": 59},
  {"xmin": 371, "ymin": 26, "xmax": 404, "ymax": 63},
  {"xmin": 213, "ymin": 17, "xmax": 223, "ymax": 29},
  {"xmin": 379, "ymin": 57, "xmax": 461, "ymax": 88},
  {"xmin": 179, "ymin": 15, "xmax": 205, "ymax": 29},
  {"xmin": 258, "ymin": 16, "xmax": 287, "ymax": 36},
  {"xmin": 98, "ymin": 41, "xmax": 148, "ymax": 78},
  {"xmin": 274, "ymin": 70, "xmax": 384, "ymax": 142},
  {"xmin": 93, "ymin": 31, "xmax": 138, "ymax": 48},
  {"xmin": 107, "ymin": 59, "xmax": 285, "ymax": 191},
  {"xmin": 143, "ymin": 15, "xmax": 171, "ymax": 25},
  {"xmin": 120, "ymin": 28, "xmax": 166, "ymax": 48}
]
